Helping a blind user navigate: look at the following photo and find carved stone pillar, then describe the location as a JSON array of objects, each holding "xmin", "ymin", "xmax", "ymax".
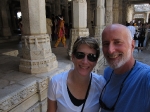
[
  {"xmin": 113, "ymin": 0, "xmax": 119, "ymax": 23},
  {"xmin": 55, "ymin": 0, "xmax": 61, "ymax": 15},
  {"xmin": 127, "ymin": 4, "xmax": 134, "ymax": 23},
  {"xmin": 122, "ymin": 0, "xmax": 128, "ymax": 24},
  {"xmin": 105, "ymin": 0, "xmax": 113, "ymax": 26},
  {"xmin": 68, "ymin": 0, "xmax": 89, "ymax": 58},
  {"xmin": 146, "ymin": 12, "xmax": 150, "ymax": 23},
  {"xmin": 94, "ymin": 0, "xmax": 105, "ymax": 42},
  {"xmin": 64, "ymin": 0, "xmax": 69, "ymax": 24},
  {"xmin": 0, "ymin": 0, "xmax": 12, "ymax": 38},
  {"xmin": 93, "ymin": 0, "xmax": 105, "ymax": 73},
  {"xmin": 19, "ymin": 0, "xmax": 58, "ymax": 74},
  {"xmin": 117, "ymin": 1, "xmax": 123, "ymax": 23},
  {"xmin": 87, "ymin": 0, "xmax": 93, "ymax": 36},
  {"xmin": 0, "ymin": 0, "xmax": 2, "ymax": 36}
]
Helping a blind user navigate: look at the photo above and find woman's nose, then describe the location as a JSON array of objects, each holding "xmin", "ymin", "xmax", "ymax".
[{"xmin": 82, "ymin": 55, "xmax": 88, "ymax": 63}]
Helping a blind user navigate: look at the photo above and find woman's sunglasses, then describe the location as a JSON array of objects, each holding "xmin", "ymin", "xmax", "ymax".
[{"xmin": 74, "ymin": 52, "xmax": 98, "ymax": 62}]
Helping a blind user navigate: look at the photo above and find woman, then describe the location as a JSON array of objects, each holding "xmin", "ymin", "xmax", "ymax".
[
  {"xmin": 54, "ymin": 15, "xmax": 66, "ymax": 48},
  {"xmin": 47, "ymin": 37, "xmax": 106, "ymax": 112}
]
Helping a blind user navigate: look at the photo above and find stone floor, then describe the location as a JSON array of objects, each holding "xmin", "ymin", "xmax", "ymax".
[{"xmin": 0, "ymin": 36, "xmax": 150, "ymax": 111}]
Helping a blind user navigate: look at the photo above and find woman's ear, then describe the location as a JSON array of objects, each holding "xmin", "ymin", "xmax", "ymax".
[{"xmin": 71, "ymin": 54, "xmax": 75, "ymax": 61}]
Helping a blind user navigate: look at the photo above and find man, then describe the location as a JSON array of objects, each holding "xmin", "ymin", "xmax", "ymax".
[
  {"xmin": 127, "ymin": 22, "xmax": 136, "ymax": 39},
  {"xmin": 100, "ymin": 24, "xmax": 150, "ymax": 112}
]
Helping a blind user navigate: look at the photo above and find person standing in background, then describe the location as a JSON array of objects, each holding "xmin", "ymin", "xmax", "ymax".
[
  {"xmin": 54, "ymin": 15, "xmax": 66, "ymax": 48},
  {"xmin": 127, "ymin": 21, "xmax": 136, "ymax": 39},
  {"xmin": 18, "ymin": 17, "xmax": 23, "ymax": 34},
  {"xmin": 137, "ymin": 23, "xmax": 146, "ymax": 51},
  {"xmin": 46, "ymin": 15, "xmax": 53, "ymax": 42}
]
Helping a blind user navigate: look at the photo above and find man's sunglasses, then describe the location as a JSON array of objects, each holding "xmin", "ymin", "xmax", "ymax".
[{"xmin": 74, "ymin": 52, "xmax": 98, "ymax": 62}]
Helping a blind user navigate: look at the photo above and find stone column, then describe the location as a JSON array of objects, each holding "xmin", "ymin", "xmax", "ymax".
[
  {"xmin": 93, "ymin": 0, "xmax": 105, "ymax": 73},
  {"xmin": 122, "ymin": 0, "xmax": 128, "ymax": 24},
  {"xmin": 51, "ymin": 2, "xmax": 55, "ymax": 15},
  {"xmin": 68, "ymin": 0, "xmax": 89, "ymax": 58},
  {"xmin": 113, "ymin": 0, "xmax": 119, "ymax": 23},
  {"xmin": 0, "ymin": 0, "xmax": 2, "ymax": 36},
  {"xmin": 19, "ymin": 0, "xmax": 58, "ymax": 74},
  {"xmin": 94, "ymin": 0, "xmax": 105, "ymax": 42},
  {"xmin": 146, "ymin": 12, "xmax": 150, "ymax": 23},
  {"xmin": 64, "ymin": 0, "xmax": 69, "ymax": 24},
  {"xmin": 87, "ymin": 0, "xmax": 93, "ymax": 36},
  {"xmin": 0, "ymin": 0, "xmax": 12, "ymax": 38},
  {"xmin": 55, "ymin": 0, "xmax": 61, "ymax": 15},
  {"xmin": 118, "ymin": 1, "xmax": 123, "ymax": 23},
  {"xmin": 105, "ymin": 0, "xmax": 113, "ymax": 26},
  {"xmin": 126, "ymin": 4, "xmax": 134, "ymax": 23}
]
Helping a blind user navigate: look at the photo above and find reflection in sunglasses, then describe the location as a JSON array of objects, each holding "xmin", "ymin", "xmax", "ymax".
[{"xmin": 74, "ymin": 52, "xmax": 98, "ymax": 62}]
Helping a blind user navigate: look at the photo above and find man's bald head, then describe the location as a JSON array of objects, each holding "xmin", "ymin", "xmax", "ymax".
[{"xmin": 102, "ymin": 24, "xmax": 133, "ymax": 43}]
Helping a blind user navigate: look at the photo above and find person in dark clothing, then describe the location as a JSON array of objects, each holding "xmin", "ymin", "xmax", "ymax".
[{"xmin": 138, "ymin": 23, "xmax": 145, "ymax": 51}]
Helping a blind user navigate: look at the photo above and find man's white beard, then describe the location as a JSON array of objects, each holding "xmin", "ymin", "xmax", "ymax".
[{"xmin": 107, "ymin": 49, "xmax": 131, "ymax": 69}]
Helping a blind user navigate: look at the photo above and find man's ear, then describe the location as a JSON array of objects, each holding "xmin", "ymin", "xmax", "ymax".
[{"xmin": 132, "ymin": 39, "xmax": 135, "ymax": 50}]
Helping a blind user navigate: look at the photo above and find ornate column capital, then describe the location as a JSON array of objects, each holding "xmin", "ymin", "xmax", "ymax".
[{"xmin": 73, "ymin": 0, "xmax": 86, "ymax": 3}]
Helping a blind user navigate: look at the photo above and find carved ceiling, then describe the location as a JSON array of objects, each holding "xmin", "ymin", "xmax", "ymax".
[{"xmin": 134, "ymin": 4, "xmax": 150, "ymax": 12}]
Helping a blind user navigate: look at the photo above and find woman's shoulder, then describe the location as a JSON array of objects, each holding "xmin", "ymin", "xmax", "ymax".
[
  {"xmin": 50, "ymin": 71, "xmax": 69, "ymax": 82},
  {"xmin": 91, "ymin": 73, "xmax": 106, "ymax": 90},
  {"xmin": 92, "ymin": 72, "xmax": 106, "ymax": 83}
]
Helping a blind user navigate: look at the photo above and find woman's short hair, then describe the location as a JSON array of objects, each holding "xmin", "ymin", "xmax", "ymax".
[{"xmin": 72, "ymin": 37, "xmax": 100, "ymax": 59}]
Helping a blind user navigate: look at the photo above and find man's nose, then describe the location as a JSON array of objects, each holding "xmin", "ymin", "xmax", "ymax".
[{"xmin": 108, "ymin": 44, "xmax": 115, "ymax": 54}]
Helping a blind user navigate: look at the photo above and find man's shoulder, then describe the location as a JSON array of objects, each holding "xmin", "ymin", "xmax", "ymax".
[{"xmin": 135, "ymin": 61, "xmax": 150, "ymax": 77}]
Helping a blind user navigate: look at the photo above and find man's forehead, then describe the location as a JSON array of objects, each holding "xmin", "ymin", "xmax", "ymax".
[{"xmin": 102, "ymin": 38, "xmax": 122, "ymax": 42}]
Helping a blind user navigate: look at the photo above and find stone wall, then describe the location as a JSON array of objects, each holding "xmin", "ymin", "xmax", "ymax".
[{"xmin": 0, "ymin": 62, "xmax": 72, "ymax": 112}]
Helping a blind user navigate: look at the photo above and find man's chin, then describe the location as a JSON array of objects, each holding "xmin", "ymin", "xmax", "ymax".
[{"xmin": 107, "ymin": 61, "xmax": 122, "ymax": 69}]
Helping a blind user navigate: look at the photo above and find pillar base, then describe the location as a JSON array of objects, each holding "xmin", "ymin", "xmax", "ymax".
[
  {"xmin": 19, "ymin": 34, "xmax": 58, "ymax": 74},
  {"xmin": 19, "ymin": 54, "xmax": 58, "ymax": 74}
]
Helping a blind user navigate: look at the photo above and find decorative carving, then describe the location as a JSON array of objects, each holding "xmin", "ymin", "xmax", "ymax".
[
  {"xmin": 20, "ymin": 55, "xmax": 57, "ymax": 67},
  {"xmin": 22, "ymin": 34, "xmax": 50, "ymax": 50},
  {"xmin": 106, "ymin": 9, "xmax": 112, "ymax": 24},
  {"xmin": 19, "ymin": 55, "xmax": 58, "ymax": 74},
  {"xmin": 37, "ymin": 78, "xmax": 49, "ymax": 92},
  {"xmin": 21, "ymin": 34, "xmax": 52, "ymax": 60},
  {"xmin": 74, "ymin": 0, "xmax": 86, "ymax": 3},
  {"xmin": 0, "ymin": 83, "xmax": 37, "ymax": 111},
  {"xmin": 0, "ymin": 99, "xmax": 11, "ymax": 111},
  {"xmin": 134, "ymin": 4, "xmax": 150, "ymax": 12},
  {"xmin": 134, "ymin": 14, "xmax": 145, "ymax": 18}
]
